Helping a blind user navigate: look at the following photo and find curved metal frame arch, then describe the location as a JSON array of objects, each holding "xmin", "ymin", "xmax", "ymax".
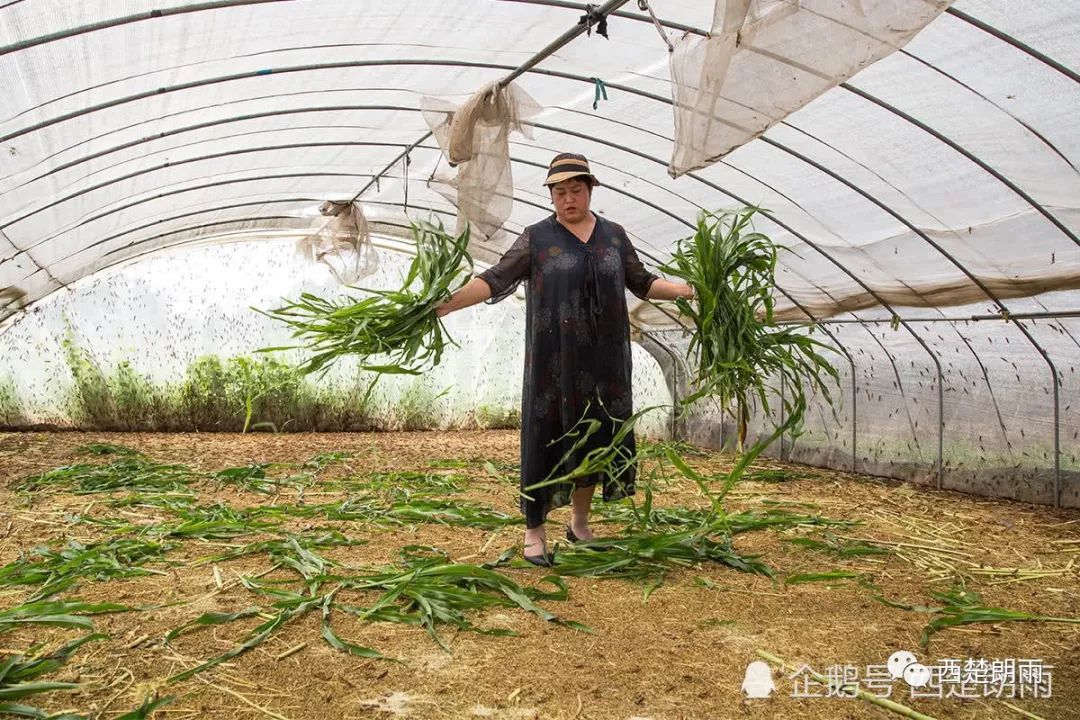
[
  {"xmin": 4, "ymin": 94, "xmax": 937, "ymax": 477},
  {"xmin": 4, "ymin": 58, "xmax": 1071, "ymax": 320},
  {"xmin": 497, "ymin": 1, "xmax": 1079, "ymax": 244},
  {"xmin": 4, "ymin": 54, "xmax": 1074, "ymax": 259},
  {"xmin": 944, "ymin": 7, "xmax": 1080, "ymax": 84},
  {"xmin": 2, "ymin": 140, "xmax": 416, "ymax": 230},
  {"xmin": 11, "ymin": 142, "xmax": 687, "ymax": 270},
  {"xmin": 3, "ymin": 6, "xmax": 1073, "ymax": 315},
  {"xmin": 0, "ymin": 12, "xmax": 1065, "ymax": 493},
  {"xmin": 5, "ymin": 0, "xmax": 1074, "ymax": 88},
  {"xmin": 0, "ymin": 0, "xmax": 294, "ymax": 56},
  {"xmin": 40, "ymin": 133, "xmax": 881, "ymax": 474},
  {"xmin": 0, "ymin": 75, "xmax": 993, "ymax": 480},
  {"xmin": 11, "ymin": 130, "xmax": 855, "ymax": 321}
]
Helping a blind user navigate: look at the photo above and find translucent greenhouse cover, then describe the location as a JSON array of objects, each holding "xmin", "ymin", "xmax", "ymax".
[{"xmin": 0, "ymin": 1, "xmax": 1077, "ymax": 505}]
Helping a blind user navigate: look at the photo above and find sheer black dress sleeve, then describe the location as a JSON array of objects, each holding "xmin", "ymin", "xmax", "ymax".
[
  {"xmin": 621, "ymin": 231, "xmax": 658, "ymax": 300},
  {"xmin": 477, "ymin": 229, "xmax": 531, "ymax": 303}
]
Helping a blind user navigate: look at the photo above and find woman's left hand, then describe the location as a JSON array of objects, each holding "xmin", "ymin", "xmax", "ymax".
[{"xmin": 645, "ymin": 279, "xmax": 695, "ymax": 302}]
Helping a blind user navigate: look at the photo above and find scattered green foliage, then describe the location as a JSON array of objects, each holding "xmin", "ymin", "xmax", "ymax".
[
  {"xmin": 0, "ymin": 600, "xmax": 128, "ymax": 634},
  {"xmin": 545, "ymin": 526, "xmax": 772, "ymax": 585},
  {"xmin": 15, "ymin": 457, "xmax": 194, "ymax": 496},
  {"xmin": 473, "ymin": 404, "xmax": 521, "ymax": 430},
  {"xmin": 0, "ymin": 633, "xmax": 104, "ymax": 718},
  {"xmin": 56, "ymin": 331, "xmax": 384, "ymax": 432},
  {"xmin": 395, "ymin": 382, "xmax": 447, "ymax": 430},
  {"xmin": 784, "ymin": 570, "xmax": 862, "ymax": 585},
  {"xmin": 73, "ymin": 443, "xmax": 143, "ymax": 457},
  {"xmin": 873, "ymin": 586, "xmax": 1080, "ymax": 648},
  {"xmin": 212, "ymin": 463, "xmax": 314, "ymax": 494},
  {"xmin": 168, "ymin": 542, "xmax": 583, "ymax": 682},
  {"xmin": 785, "ymin": 533, "xmax": 892, "ymax": 558},
  {"xmin": 304, "ymin": 451, "xmax": 355, "ymax": 471},
  {"xmin": 0, "ymin": 375, "xmax": 27, "ymax": 428},
  {"xmin": 742, "ymin": 469, "xmax": 799, "ymax": 483},
  {"xmin": 427, "ymin": 459, "xmax": 469, "ymax": 469},
  {"xmin": 0, "ymin": 538, "xmax": 174, "ymax": 600},
  {"xmin": 331, "ymin": 470, "xmax": 464, "ymax": 496}
]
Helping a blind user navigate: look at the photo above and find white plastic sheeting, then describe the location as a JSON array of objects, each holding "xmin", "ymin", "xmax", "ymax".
[
  {"xmin": 668, "ymin": 0, "xmax": 952, "ymax": 176},
  {"xmin": 2, "ymin": 0, "xmax": 1076, "ymax": 324},
  {"xmin": 0, "ymin": 1, "xmax": 1077, "ymax": 503},
  {"xmin": 0, "ymin": 234, "xmax": 674, "ymax": 435}
]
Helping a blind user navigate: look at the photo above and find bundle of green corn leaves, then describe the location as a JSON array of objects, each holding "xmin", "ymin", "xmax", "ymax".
[
  {"xmin": 659, "ymin": 207, "xmax": 839, "ymax": 447},
  {"xmin": 260, "ymin": 219, "xmax": 473, "ymax": 377}
]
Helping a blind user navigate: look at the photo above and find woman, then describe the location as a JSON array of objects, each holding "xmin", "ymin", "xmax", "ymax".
[{"xmin": 436, "ymin": 153, "xmax": 694, "ymax": 565}]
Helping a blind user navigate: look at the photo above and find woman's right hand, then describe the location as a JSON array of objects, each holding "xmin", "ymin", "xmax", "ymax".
[{"xmin": 432, "ymin": 277, "xmax": 493, "ymax": 318}]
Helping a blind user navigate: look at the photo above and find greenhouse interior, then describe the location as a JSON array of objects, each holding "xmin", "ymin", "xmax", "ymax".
[{"xmin": 0, "ymin": 1, "xmax": 1078, "ymax": 718}]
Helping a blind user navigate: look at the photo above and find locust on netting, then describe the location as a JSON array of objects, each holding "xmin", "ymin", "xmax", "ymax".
[{"xmin": 258, "ymin": 219, "xmax": 474, "ymax": 383}]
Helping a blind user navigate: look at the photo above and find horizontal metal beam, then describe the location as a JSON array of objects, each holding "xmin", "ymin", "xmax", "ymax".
[
  {"xmin": 777, "ymin": 310, "xmax": 1080, "ymax": 325},
  {"xmin": 0, "ymin": 0, "xmax": 295, "ymax": 56}
]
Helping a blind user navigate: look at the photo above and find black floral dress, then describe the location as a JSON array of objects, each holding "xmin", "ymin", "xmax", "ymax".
[{"xmin": 478, "ymin": 212, "xmax": 658, "ymax": 528}]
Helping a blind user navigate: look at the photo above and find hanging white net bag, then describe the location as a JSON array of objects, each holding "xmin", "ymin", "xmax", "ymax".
[
  {"xmin": 421, "ymin": 81, "xmax": 541, "ymax": 243},
  {"xmin": 296, "ymin": 200, "xmax": 379, "ymax": 285}
]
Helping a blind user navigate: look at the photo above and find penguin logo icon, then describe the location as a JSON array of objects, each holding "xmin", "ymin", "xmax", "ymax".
[{"xmin": 741, "ymin": 660, "xmax": 776, "ymax": 698}]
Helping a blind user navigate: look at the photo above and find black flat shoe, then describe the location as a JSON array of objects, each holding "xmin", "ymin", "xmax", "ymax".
[
  {"xmin": 524, "ymin": 551, "xmax": 553, "ymax": 567},
  {"xmin": 567, "ymin": 525, "xmax": 599, "ymax": 543},
  {"xmin": 567, "ymin": 525, "xmax": 610, "ymax": 550},
  {"xmin": 524, "ymin": 537, "xmax": 553, "ymax": 567}
]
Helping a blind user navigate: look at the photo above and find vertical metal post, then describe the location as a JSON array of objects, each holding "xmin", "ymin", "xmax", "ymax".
[
  {"xmin": 1053, "ymin": 367, "xmax": 1061, "ymax": 507},
  {"xmin": 851, "ymin": 360, "xmax": 858, "ymax": 474},
  {"xmin": 779, "ymin": 373, "xmax": 786, "ymax": 461},
  {"xmin": 898, "ymin": 321, "xmax": 944, "ymax": 489},
  {"xmin": 933, "ymin": 345, "xmax": 941, "ymax": 490},
  {"xmin": 1013, "ymin": 320, "xmax": 1062, "ymax": 507}
]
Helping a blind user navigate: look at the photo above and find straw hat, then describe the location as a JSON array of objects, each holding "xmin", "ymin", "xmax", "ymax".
[{"xmin": 543, "ymin": 152, "xmax": 599, "ymax": 187}]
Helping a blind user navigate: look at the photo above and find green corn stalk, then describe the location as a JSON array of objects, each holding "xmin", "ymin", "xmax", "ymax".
[
  {"xmin": 73, "ymin": 443, "xmax": 143, "ymax": 457},
  {"xmin": 658, "ymin": 208, "xmax": 839, "ymax": 452},
  {"xmin": 543, "ymin": 526, "xmax": 772, "ymax": 584},
  {"xmin": 330, "ymin": 470, "xmax": 464, "ymax": 496},
  {"xmin": 258, "ymin": 218, "xmax": 473, "ymax": 380},
  {"xmin": 920, "ymin": 587, "xmax": 1080, "ymax": 648},
  {"xmin": 784, "ymin": 570, "xmax": 862, "ymax": 585},
  {"xmin": 170, "ymin": 543, "xmax": 583, "ymax": 681},
  {"xmin": 0, "ymin": 600, "xmax": 128, "ymax": 635},
  {"xmin": 785, "ymin": 533, "xmax": 892, "ymax": 558},
  {"xmin": 303, "ymin": 451, "xmax": 354, "ymax": 471}
]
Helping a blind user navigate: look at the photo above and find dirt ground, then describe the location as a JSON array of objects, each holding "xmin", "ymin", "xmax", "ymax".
[{"xmin": 0, "ymin": 430, "xmax": 1078, "ymax": 720}]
